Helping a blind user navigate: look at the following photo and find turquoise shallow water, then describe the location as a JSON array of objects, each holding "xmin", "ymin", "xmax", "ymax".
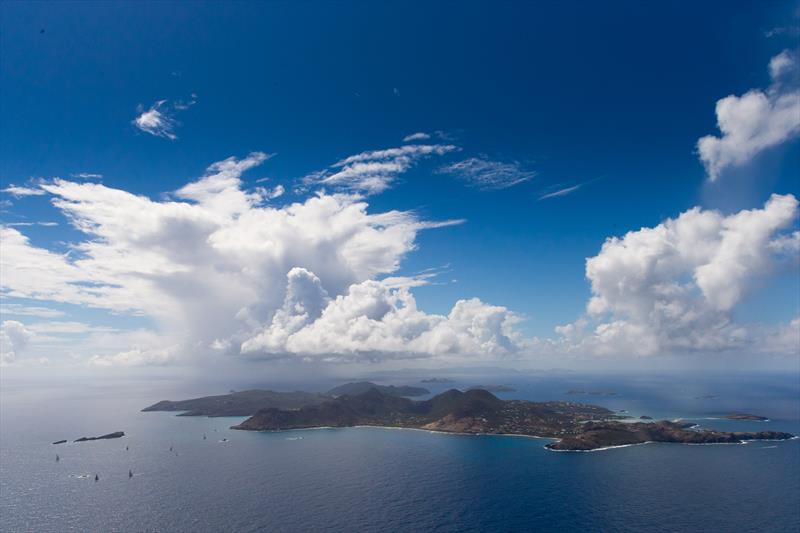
[{"xmin": 1, "ymin": 374, "xmax": 799, "ymax": 532}]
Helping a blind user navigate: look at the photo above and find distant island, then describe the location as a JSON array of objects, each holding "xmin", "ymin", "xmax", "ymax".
[
  {"xmin": 326, "ymin": 382, "xmax": 429, "ymax": 398},
  {"xmin": 421, "ymin": 378, "xmax": 454, "ymax": 384},
  {"xmin": 566, "ymin": 389, "xmax": 618, "ymax": 396},
  {"xmin": 230, "ymin": 388, "xmax": 795, "ymax": 451},
  {"xmin": 723, "ymin": 413, "xmax": 769, "ymax": 421},
  {"xmin": 468, "ymin": 385, "xmax": 516, "ymax": 392}
]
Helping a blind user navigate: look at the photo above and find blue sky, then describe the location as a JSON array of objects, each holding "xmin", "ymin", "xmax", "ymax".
[{"xmin": 1, "ymin": 1, "xmax": 799, "ymax": 371}]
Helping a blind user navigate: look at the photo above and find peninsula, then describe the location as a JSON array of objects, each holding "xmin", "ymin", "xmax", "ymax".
[
  {"xmin": 142, "ymin": 382, "xmax": 428, "ymax": 417},
  {"xmin": 142, "ymin": 389, "xmax": 329, "ymax": 416},
  {"xmin": 230, "ymin": 388, "xmax": 795, "ymax": 450}
]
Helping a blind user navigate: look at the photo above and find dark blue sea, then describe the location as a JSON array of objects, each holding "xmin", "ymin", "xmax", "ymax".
[{"xmin": 2, "ymin": 372, "xmax": 799, "ymax": 532}]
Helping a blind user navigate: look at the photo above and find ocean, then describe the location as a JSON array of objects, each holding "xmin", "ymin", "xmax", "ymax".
[{"xmin": 1, "ymin": 373, "xmax": 798, "ymax": 532}]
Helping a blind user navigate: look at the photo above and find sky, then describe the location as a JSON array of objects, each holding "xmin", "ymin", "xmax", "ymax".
[{"xmin": 1, "ymin": 1, "xmax": 799, "ymax": 377}]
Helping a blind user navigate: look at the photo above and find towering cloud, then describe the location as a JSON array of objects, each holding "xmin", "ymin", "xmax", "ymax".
[{"xmin": 1, "ymin": 153, "xmax": 523, "ymax": 366}]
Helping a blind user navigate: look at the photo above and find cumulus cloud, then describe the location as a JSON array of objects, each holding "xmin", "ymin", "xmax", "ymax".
[
  {"xmin": 697, "ymin": 50, "xmax": 800, "ymax": 181},
  {"xmin": 133, "ymin": 96, "xmax": 196, "ymax": 140},
  {"xmin": 1, "ymin": 153, "xmax": 475, "ymax": 366},
  {"xmin": 242, "ymin": 275, "xmax": 525, "ymax": 361},
  {"xmin": 438, "ymin": 157, "xmax": 535, "ymax": 190},
  {"xmin": 0, "ymin": 320, "xmax": 32, "ymax": 365},
  {"xmin": 554, "ymin": 194, "xmax": 800, "ymax": 356},
  {"xmin": 313, "ymin": 144, "xmax": 458, "ymax": 194}
]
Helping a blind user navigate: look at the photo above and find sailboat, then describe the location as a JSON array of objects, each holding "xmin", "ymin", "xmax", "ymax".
[
  {"xmin": 94, "ymin": 474, "xmax": 99, "ymax": 482},
  {"xmin": 129, "ymin": 470, "xmax": 133, "ymax": 478},
  {"xmin": 55, "ymin": 454, "xmax": 59, "ymax": 462}
]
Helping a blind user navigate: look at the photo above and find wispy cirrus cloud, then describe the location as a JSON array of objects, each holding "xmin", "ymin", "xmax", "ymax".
[
  {"xmin": 3, "ymin": 221, "xmax": 58, "ymax": 227},
  {"xmin": 438, "ymin": 156, "xmax": 535, "ymax": 190},
  {"xmin": 133, "ymin": 95, "xmax": 196, "ymax": 140},
  {"xmin": 0, "ymin": 304, "xmax": 65, "ymax": 318},
  {"xmin": 1, "ymin": 185, "xmax": 45, "ymax": 198},
  {"xmin": 538, "ymin": 184, "xmax": 583, "ymax": 200},
  {"xmin": 403, "ymin": 132, "xmax": 431, "ymax": 142},
  {"xmin": 538, "ymin": 177, "xmax": 601, "ymax": 201},
  {"xmin": 312, "ymin": 144, "xmax": 458, "ymax": 194},
  {"xmin": 71, "ymin": 172, "xmax": 103, "ymax": 180}
]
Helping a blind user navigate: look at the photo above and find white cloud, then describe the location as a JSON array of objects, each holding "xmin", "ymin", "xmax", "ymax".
[
  {"xmin": 538, "ymin": 184, "xmax": 582, "ymax": 200},
  {"xmin": 3, "ymin": 150, "xmax": 797, "ymax": 367},
  {"xmin": 242, "ymin": 275, "xmax": 525, "ymax": 361},
  {"xmin": 0, "ymin": 320, "xmax": 32, "ymax": 365},
  {"xmin": 314, "ymin": 144, "xmax": 458, "ymax": 194},
  {"xmin": 26, "ymin": 321, "xmax": 117, "ymax": 334},
  {"xmin": 256, "ymin": 184, "xmax": 285, "ymax": 200},
  {"xmin": 2, "ymin": 185, "xmax": 45, "ymax": 197},
  {"xmin": 554, "ymin": 194, "xmax": 800, "ymax": 356},
  {"xmin": 0, "ymin": 304, "xmax": 65, "ymax": 318},
  {"xmin": 403, "ymin": 132, "xmax": 431, "ymax": 142},
  {"xmin": 697, "ymin": 50, "xmax": 800, "ymax": 181},
  {"xmin": 438, "ymin": 157, "xmax": 535, "ymax": 190},
  {"xmin": 89, "ymin": 345, "xmax": 180, "ymax": 367},
  {"xmin": 133, "ymin": 97, "xmax": 196, "ymax": 140},
  {"xmin": 71, "ymin": 173, "xmax": 103, "ymax": 180},
  {"xmin": 1, "ymin": 153, "xmax": 469, "ymax": 365},
  {"xmin": 4, "ymin": 221, "xmax": 58, "ymax": 227}
]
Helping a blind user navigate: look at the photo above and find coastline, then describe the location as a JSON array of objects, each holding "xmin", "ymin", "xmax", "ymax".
[
  {"xmin": 236, "ymin": 423, "xmax": 556, "ymax": 441},
  {"xmin": 233, "ymin": 423, "xmax": 800, "ymax": 451}
]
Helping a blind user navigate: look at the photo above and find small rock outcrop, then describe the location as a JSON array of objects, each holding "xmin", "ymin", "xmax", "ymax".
[{"xmin": 74, "ymin": 431, "xmax": 125, "ymax": 442}]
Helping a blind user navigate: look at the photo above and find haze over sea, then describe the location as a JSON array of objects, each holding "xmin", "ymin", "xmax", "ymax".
[{"xmin": 2, "ymin": 372, "xmax": 798, "ymax": 533}]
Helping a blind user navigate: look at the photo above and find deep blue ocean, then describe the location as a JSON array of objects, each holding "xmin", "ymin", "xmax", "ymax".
[{"xmin": 2, "ymin": 372, "xmax": 799, "ymax": 532}]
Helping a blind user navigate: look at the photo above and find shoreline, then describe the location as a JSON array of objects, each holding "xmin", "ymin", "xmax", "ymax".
[
  {"xmin": 235, "ymin": 424, "xmax": 799, "ymax": 452},
  {"xmin": 236, "ymin": 423, "xmax": 556, "ymax": 441}
]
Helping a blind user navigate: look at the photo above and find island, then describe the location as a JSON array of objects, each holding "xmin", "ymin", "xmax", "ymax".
[
  {"xmin": 74, "ymin": 431, "xmax": 125, "ymax": 442},
  {"xmin": 468, "ymin": 385, "xmax": 516, "ymax": 392},
  {"xmin": 52, "ymin": 439, "xmax": 67, "ymax": 445},
  {"xmin": 639, "ymin": 415, "xmax": 653, "ymax": 420},
  {"xmin": 723, "ymin": 413, "xmax": 769, "ymax": 421},
  {"xmin": 142, "ymin": 389, "xmax": 329, "ymax": 416},
  {"xmin": 566, "ymin": 390, "xmax": 618, "ymax": 396},
  {"xmin": 230, "ymin": 388, "xmax": 795, "ymax": 451},
  {"xmin": 421, "ymin": 378, "xmax": 454, "ymax": 384},
  {"xmin": 326, "ymin": 382, "xmax": 429, "ymax": 398}
]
